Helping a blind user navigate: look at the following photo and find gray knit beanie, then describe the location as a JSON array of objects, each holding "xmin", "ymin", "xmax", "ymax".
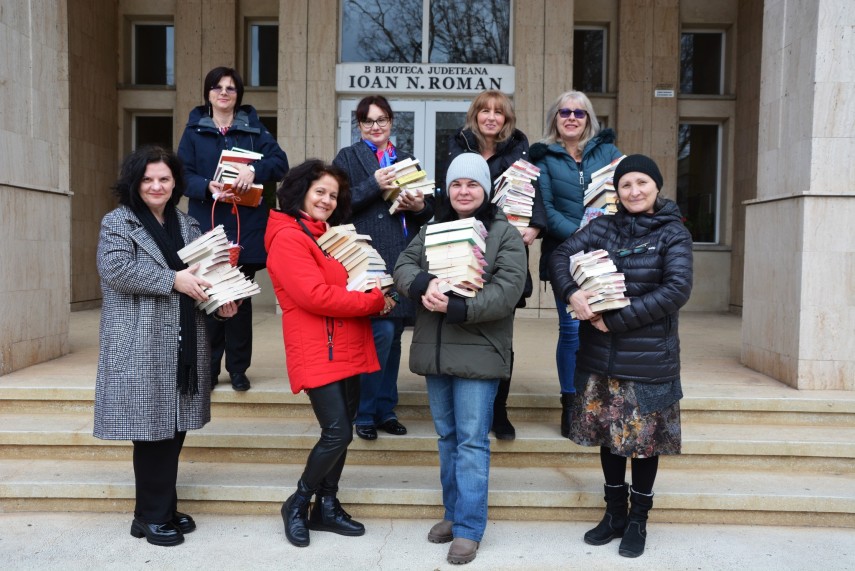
[
  {"xmin": 445, "ymin": 153, "xmax": 492, "ymax": 199},
  {"xmin": 614, "ymin": 154, "xmax": 663, "ymax": 190}
]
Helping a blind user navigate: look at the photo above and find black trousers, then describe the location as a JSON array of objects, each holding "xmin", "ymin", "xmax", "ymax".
[
  {"xmin": 208, "ymin": 264, "xmax": 263, "ymax": 376},
  {"xmin": 132, "ymin": 431, "xmax": 186, "ymax": 523},
  {"xmin": 302, "ymin": 376, "xmax": 360, "ymax": 494}
]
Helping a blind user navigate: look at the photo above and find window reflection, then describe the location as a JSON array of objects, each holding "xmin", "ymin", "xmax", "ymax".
[
  {"xmin": 680, "ymin": 32, "xmax": 724, "ymax": 95},
  {"xmin": 341, "ymin": 0, "xmax": 422, "ymax": 63},
  {"xmin": 574, "ymin": 28, "xmax": 605, "ymax": 93},
  {"xmin": 429, "ymin": 0, "xmax": 510, "ymax": 64}
]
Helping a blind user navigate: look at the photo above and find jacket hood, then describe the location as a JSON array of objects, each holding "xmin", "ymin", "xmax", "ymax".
[
  {"xmin": 529, "ymin": 128, "xmax": 617, "ymax": 162},
  {"xmin": 264, "ymin": 210, "xmax": 328, "ymax": 252},
  {"xmin": 615, "ymin": 198, "xmax": 685, "ymax": 239},
  {"xmin": 455, "ymin": 127, "xmax": 526, "ymax": 156},
  {"xmin": 185, "ymin": 104, "xmax": 261, "ymax": 131}
]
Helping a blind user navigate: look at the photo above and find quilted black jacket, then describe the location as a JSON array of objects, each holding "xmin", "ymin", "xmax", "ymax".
[{"xmin": 549, "ymin": 199, "xmax": 693, "ymax": 384}]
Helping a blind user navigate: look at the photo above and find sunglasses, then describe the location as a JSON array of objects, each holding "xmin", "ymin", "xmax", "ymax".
[
  {"xmin": 557, "ymin": 108, "xmax": 587, "ymax": 119},
  {"xmin": 616, "ymin": 243, "xmax": 651, "ymax": 258},
  {"xmin": 210, "ymin": 85, "xmax": 238, "ymax": 94}
]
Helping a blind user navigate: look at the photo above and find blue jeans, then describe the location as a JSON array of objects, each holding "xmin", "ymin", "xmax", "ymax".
[
  {"xmin": 356, "ymin": 318, "xmax": 403, "ymax": 427},
  {"xmin": 426, "ymin": 374, "xmax": 499, "ymax": 543},
  {"xmin": 554, "ymin": 292, "xmax": 579, "ymax": 394}
]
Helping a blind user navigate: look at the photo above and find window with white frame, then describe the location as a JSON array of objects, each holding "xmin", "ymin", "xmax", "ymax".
[
  {"xmin": 248, "ymin": 22, "xmax": 279, "ymax": 87},
  {"xmin": 573, "ymin": 27, "xmax": 606, "ymax": 93},
  {"xmin": 680, "ymin": 31, "xmax": 724, "ymax": 95},
  {"xmin": 133, "ymin": 23, "xmax": 174, "ymax": 85},
  {"xmin": 340, "ymin": 0, "xmax": 511, "ymax": 64},
  {"xmin": 677, "ymin": 123, "xmax": 721, "ymax": 243}
]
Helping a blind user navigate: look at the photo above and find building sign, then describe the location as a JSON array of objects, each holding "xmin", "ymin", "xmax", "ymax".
[{"xmin": 336, "ymin": 63, "xmax": 515, "ymax": 95}]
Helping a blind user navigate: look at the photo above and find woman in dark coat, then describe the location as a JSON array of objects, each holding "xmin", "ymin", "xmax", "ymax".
[
  {"xmin": 333, "ymin": 95, "xmax": 434, "ymax": 440},
  {"xmin": 177, "ymin": 66, "xmax": 289, "ymax": 391},
  {"xmin": 529, "ymin": 90, "xmax": 623, "ymax": 438},
  {"xmin": 549, "ymin": 155, "xmax": 693, "ymax": 558},
  {"xmin": 95, "ymin": 146, "xmax": 237, "ymax": 546},
  {"xmin": 446, "ymin": 89, "xmax": 545, "ymax": 440}
]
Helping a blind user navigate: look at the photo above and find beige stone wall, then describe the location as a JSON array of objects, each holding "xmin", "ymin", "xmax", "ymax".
[
  {"xmin": 0, "ymin": 1, "xmax": 71, "ymax": 373},
  {"xmin": 743, "ymin": 0, "xmax": 855, "ymax": 390},
  {"xmin": 69, "ymin": 0, "xmax": 119, "ymax": 308}
]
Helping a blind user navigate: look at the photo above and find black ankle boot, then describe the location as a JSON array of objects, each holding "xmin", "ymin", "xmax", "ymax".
[
  {"xmin": 308, "ymin": 495, "xmax": 365, "ymax": 536},
  {"xmin": 584, "ymin": 482, "xmax": 629, "ymax": 545},
  {"xmin": 492, "ymin": 378, "xmax": 516, "ymax": 440},
  {"xmin": 619, "ymin": 487, "xmax": 654, "ymax": 557},
  {"xmin": 281, "ymin": 480, "xmax": 314, "ymax": 547},
  {"xmin": 560, "ymin": 393, "xmax": 574, "ymax": 438}
]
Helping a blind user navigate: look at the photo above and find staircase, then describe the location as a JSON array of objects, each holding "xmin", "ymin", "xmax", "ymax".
[{"xmin": 1, "ymin": 310, "xmax": 853, "ymax": 527}]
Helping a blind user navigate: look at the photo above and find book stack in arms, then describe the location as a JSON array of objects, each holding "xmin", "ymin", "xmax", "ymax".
[
  {"xmin": 566, "ymin": 249, "xmax": 629, "ymax": 318},
  {"xmin": 212, "ymin": 147, "xmax": 265, "ymax": 207},
  {"xmin": 492, "ymin": 159, "xmax": 541, "ymax": 228},
  {"xmin": 580, "ymin": 155, "xmax": 626, "ymax": 228},
  {"xmin": 424, "ymin": 219, "xmax": 489, "ymax": 298},
  {"xmin": 177, "ymin": 225, "xmax": 261, "ymax": 314},
  {"xmin": 317, "ymin": 224, "xmax": 394, "ymax": 292},
  {"xmin": 384, "ymin": 158, "xmax": 435, "ymax": 215}
]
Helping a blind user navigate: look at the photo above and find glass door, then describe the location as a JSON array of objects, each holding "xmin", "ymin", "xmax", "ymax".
[
  {"xmin": 426, "ymin": 101, "xmax": 470, "ymax": 193},
  {"xmin": 338, "ymin": 99, "xmax": 425, "ymax": 164}
]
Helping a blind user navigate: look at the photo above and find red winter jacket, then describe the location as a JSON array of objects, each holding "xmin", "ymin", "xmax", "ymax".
[{"xmin": 265, "ymin": 210, "xmax": 385, "ymax": 393}]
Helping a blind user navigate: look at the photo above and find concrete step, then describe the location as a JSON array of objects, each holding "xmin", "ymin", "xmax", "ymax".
[
  {"xmin": 1, "ymin": 458, "xmax": 853, "ymax": 528},
  {"xmin": 1, "ymin": 412, "xmax": 853, "ymax": 473}
]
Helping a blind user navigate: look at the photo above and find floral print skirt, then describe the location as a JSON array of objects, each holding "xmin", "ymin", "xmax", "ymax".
[{"xmin": 570, "ymin": 373, "xmax": 682, "ymax": 458}]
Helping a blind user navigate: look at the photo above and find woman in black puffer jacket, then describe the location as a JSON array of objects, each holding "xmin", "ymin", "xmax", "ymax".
[{"xmin": 549, "ymin": 155, "xmax": 693, "ymax": 559}]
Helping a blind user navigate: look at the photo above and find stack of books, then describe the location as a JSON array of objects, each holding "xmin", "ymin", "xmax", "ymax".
[
  {"xmin": 177, "ymin": 225, "xmax": 261, "ymax": 314},
  {"xmin": 212, "ymin": 148, "xmax": 265, "ymax": 207},
  {"xmin": 580, "ymin": 155, "xmax": 626, "ymax": 228},
  {"xmin": 424, "ymin": 219, "xmax": 489, "ymax": 298},
  {"xmin": 317, "ymin": 224, "xmax": 394, "ymax": 291},
  {"xmin": 492, "ymin": 159, "xmax": 541, "ymax": 228},
  {"xmin": 566, "ymin": 249, "xmax": 629, "ymax": 318},
  {"xmin": 385, "ymin": 158, "xmax": 435, "ymax": 215}
]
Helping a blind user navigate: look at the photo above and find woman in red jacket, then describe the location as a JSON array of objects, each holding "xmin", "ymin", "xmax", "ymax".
[{"xmin": 265, "ymin": 160, "xmax": 396, "ymax": 547}]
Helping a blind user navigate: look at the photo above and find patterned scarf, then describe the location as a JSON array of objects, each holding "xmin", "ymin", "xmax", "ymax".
[{"xmin": 363, "ymin": 139, "xmax": 397, "ymax": 167}]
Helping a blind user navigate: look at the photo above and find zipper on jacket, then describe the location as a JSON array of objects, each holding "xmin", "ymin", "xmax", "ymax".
[
  {"xmin": 577, "ymin": 161, "xmax": 584, "ymax": 187},
  {"xmin": 326, "ymin": 317, "xmax": 334, "ymax": 361},
  {"xmin": 434, "ymin": 317, "xmax": 443, "ymax": 373}
]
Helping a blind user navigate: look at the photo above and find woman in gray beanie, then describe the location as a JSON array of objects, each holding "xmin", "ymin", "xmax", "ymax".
[
  {"xmin": 394, "ymin": 153, "xmax": 527, "ymax": 565},
  {"xmin": 549, "ymin": 154, "xmax": 693, "ymax": 558}
]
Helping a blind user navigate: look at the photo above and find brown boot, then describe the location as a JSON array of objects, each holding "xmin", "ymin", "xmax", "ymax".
[
  {"xmin": 428, "ymin": 519, "xmax": 453, "ymax": 543},
  {"xmin": 447, "ymin": 538, "xmax": 479, "ymax": 565}
]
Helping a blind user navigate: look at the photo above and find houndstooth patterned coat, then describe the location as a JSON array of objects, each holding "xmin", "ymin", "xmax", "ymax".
[{"xmin": 93, "ymin": 205, "xmax": 212, "ymax": 441}]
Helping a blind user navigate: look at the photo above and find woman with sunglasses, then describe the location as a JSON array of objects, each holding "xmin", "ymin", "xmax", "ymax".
[
  {"xmin": 549, "ymin": 155, "xmax": 693, "ymax": 558},
  {"xmin": 445, "ymin": 90, "xmax": 546, "ymax": 440},
  {"xmin": 529, "ymin": 91, "xmax": 622, "ymax": 438},
  {"xmin": 333, "ymin": 95, "xmax": 434, "ymax": 441},
  {"xmin": 178, "ymin": 66, "xmax": 288, "ymax": 392}
]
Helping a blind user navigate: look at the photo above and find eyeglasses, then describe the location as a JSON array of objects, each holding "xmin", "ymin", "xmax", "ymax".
[
  {"xmin": 360, "ymin": 117, "xmax": 390, "ymax": 128},
  {"xmin": 210, "ymin": 85, "xmax": 238, "ymax": 94},
  {"xmin": 557, "ymin": 108, "xmax": 587, "ymax": 119},
  {"xmin": 616, "ymin": 243, "xmax": 650, "ymax": 257}
]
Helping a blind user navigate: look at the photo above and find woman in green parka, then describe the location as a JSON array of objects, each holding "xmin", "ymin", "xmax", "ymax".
[{"xmin": 393, "ymin": 153, "xmax": 526, "ymax": 565}]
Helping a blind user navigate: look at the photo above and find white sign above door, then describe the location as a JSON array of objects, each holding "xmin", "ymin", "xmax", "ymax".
[{"xmin": 336, "ymin": 63, "xmax": 515, "ymax": 95}]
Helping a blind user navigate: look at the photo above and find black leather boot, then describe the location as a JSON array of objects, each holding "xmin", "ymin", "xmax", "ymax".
[
  {"xmin": 619, "ymin": 487, "xmax": 654, "ymax": 557},
  {"xmin": 584, "ymin": 482, "xmax": 629, "ymax": 545},
  {"xmin": 560, "ymin": 393, "xmax": 574, "ymax": 438},
  {"xmin": 281, "ymin": 480, "xmax": 314, "ymax": 547},
  {"xmin": 308, "ymin": 494, "xmax": 365, "ymax": 536},
  {"xmin": 491, "ymin": 377, "xmax": 516, "ymax": 440}
]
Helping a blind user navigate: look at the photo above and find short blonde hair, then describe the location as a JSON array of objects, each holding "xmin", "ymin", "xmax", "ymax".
[
  {"xmin": 541, "ymin": 90, "xmax": 601, "ymax": 150},
  {"xmin": 464, "ymin": 90, "xmax": 516, "ymax": 150}
]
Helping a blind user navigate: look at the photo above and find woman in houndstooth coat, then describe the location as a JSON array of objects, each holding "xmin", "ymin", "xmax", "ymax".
[{"xmin": 94, "ymin": 146, "xmax": 238, "ymax": 547}]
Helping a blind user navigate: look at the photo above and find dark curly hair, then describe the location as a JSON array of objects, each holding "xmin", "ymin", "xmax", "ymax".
[
  {"xmin": 112, "ymin": 146, "xmax": 185, "ymax": 210},
  {"xmin": 276, "ymin": 159, "xmax": 351, "ymax": 226}
]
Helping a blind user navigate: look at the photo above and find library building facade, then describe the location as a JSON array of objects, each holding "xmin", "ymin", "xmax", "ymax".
[{"xmin": 2, "ymin": 0, "xmax": 853, "ymax": 390}]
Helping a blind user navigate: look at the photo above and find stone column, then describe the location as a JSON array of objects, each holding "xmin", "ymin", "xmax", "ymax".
[
  {"xmin": 742, "ymin": 0, "xmax": 855, "ymax": 390},
  {"xmin": 279, "ymin": 0, "xmax": 308, "ymax": 164},
  {"xmin": 615, "ymin": 0, "xmax": 679, "ymax": 198},
  {"xmin": 306, "ymin": 0, "xmax": 339, "ymax": 162}
]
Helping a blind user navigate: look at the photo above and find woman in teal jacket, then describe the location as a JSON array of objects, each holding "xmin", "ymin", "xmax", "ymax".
[{"xmin": 529, "ymin": 90, "xmax": 622, "ymax": 438}]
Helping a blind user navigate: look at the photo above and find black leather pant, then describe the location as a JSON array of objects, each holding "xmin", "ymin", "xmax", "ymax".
[
  {"xmin": 301, "ymin": 376, "xmax": 360, "ymax": 494},
  {"xmin": 132, "ymin": 431, "xmax": 186, "ymax": 523},
  {"xmin": 208, "ymin": 264, "xmax": 263, "ymax": 375}
]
